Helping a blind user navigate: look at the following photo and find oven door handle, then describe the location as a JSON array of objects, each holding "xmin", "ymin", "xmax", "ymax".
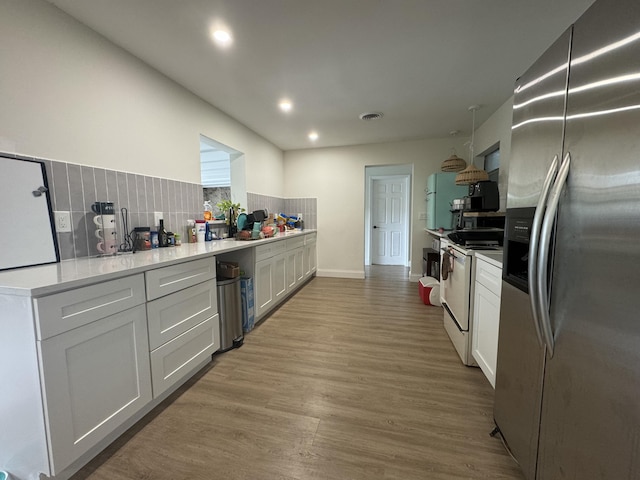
[
  {"xmin": 537, "ymin": 152, "xmax": 570, "ymax": 358},
  {"xmin": 528, "ymin": 154, "xmax": 559, "ymax": 348}
]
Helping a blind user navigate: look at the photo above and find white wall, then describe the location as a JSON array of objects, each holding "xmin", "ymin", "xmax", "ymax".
[
  {"xmin": 283, "ymin": 99, "xmax": 515, "ymax": 280},
  {"xmin": 0, "ymin": 0, "xmax": 283, "ymax": 194},
  {"xmin": 472, "ymin": 97, "xmax": 514, "ymax": 211},
  {"xmin": 284, "ymin": 138, "xmax": 466, "ymax": 279}
]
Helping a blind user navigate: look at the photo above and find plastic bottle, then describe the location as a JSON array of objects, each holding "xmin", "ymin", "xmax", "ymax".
[{"xmin": 203, "ymin": 201, "xmax": 213, "ymax": 221}]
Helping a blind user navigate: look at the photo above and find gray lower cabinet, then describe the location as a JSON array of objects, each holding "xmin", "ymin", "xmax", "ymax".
[
  {"xmin": 304, "ymin": 233, "xmax": 317, "ymax": 278},
  {"xmin": 0, "ymin": 235, "xmax": 314, "ymax": 479},
  {"xmin": 144, "ymin": 259, "xmax": 220, "ymax": 397},
  {"xmin": 146, "ymin": 277, "xmax": 220, "ymax": 398},
  {"xmin": 34, "ymin": 274, "xmax": 151, "ymax": 476},
  {"xmin": 38, "ymin": 304, "xmax": 152, "ymax": 474},
  {"xmin": 255, "ymin": 241, "xmax": 287, "ymax": 318},
  {"xmin": 255, "ymin": 234, "xmax": 317, "ymax": 321}
]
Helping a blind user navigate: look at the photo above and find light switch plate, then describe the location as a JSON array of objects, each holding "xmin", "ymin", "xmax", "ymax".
[
  {"xmin": 54, "ymin": 211, "xmax": 72, "ymax": 232},
  {"xmin": 154, "ymin": 211, "xmax": 163, "ymax": 226}
]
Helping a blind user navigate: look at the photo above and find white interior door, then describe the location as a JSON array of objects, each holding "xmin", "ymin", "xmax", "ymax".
[{"xmin": 371, "ymin": 177, "xmax": 408, "ymax": 265}]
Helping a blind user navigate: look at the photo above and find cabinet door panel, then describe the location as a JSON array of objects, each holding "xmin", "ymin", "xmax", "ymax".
[
  {"xmin": 294, "ymin": 248, "xmax": 304, "ymax": 283},
  {"xmin": 255, "ymin": 259, "xmax": 274, "ymax": 316},
  {"xmin": 285, "ymin": 249, "xmax": 297, "ymax": 291},
  {"xmin": 38, "ymin": 305, "xmax": 151, "ymax": 474},
  {"xmin": 472, "ymin": 282, "xmax": 500, "ymax": 388},
  {"xmin": 273, "ymin": 253, "xmax": 287, "ymax": 302}
]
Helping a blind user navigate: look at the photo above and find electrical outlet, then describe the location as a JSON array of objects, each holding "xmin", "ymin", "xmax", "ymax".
[
  {"xmin": 54, "ymin": 211, "xmax": 72, "ymax": 232},
  {"xmin": 154, "ymin": 211, "xmax": 163, "ymax": 226},
  {"xmin": 418, "ymin": 212, "xmax": 426, "ymax": 220}
]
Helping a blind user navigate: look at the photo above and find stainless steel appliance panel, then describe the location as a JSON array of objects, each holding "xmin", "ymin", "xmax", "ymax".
[
  {"xmin": 536, "ymin": 0, "xmax": 640, "ymax": 477},
  {"xmin": 442, "ymin": 245, "xmax": 470, "ymax": 331},
  {"xmin": 493, "ymin": 282, "xmax": 545, "ymax": 480},
  {"xmin": 506, "ymin": 29, "xmax": 572, "ymax": 209},
  {"xmin": 493, "ymin": 26, "xmax": 572, "ymax": 480}
]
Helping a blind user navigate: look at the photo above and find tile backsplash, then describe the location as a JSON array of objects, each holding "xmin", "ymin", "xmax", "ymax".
[
  {"xmin": 247, "ymin": 193, "xmax": 317, "ymax": 229},
  {"xmin": 39, "ymin": 157, "xmax": 203, "ymax": 260},
  {"xmin": 5, "ymin": 153, "xmax": 317, "ymax": 261}
]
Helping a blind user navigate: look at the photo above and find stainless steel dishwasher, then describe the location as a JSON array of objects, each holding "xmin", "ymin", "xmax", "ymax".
[{"xmin": 216, "ymin": 277, "xmax": 244, "ymax": 352}]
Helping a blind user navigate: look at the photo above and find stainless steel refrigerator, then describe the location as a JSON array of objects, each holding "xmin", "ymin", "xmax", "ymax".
[{"xmin": 493, "ymin": 0, "xmax": 640, "ymax": 478}]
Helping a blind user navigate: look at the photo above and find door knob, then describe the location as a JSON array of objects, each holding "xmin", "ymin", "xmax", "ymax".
[{"xmin": 373, "ymin": 226, "xmax": 378, "ymax": 229}]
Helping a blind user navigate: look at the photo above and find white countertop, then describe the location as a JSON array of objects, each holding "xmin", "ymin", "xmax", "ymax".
[
  {"xmin": 0, "ymin": 230, "xmax": 316, "ymax": 297},
  {"xmin": 475, "ymin": 250, "xmax": 504, "ymax": 268},
  {"xmin": 425, "ymin": 228, "xmax": 455, "ymax": 238}
]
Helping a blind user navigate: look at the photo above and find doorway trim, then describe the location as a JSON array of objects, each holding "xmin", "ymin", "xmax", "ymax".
[{"xmin": 364, "ymin": 165, "xmax": 412, "ymax": 268}]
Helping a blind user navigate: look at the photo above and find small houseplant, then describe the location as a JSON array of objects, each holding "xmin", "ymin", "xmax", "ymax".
[{"xmin": 216, "ymin": 200, "xmax": 245, "ymax": 222}]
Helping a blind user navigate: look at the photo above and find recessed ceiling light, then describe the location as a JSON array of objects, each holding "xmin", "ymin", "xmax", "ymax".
[
  {"xmin": 212, "ymin": 29, "xmax": 232, "ymax": 46},
  {"xmin": 279, "ymin": 100, "xmax": 293, "ymax": 112},
  {"xmin": 308, "ymin": 131, "xmax": 319, "ymax": 141}
]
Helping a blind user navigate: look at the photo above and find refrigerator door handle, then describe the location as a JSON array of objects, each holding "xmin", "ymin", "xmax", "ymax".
[
  {"xmin": 537, "ymin": 152, "xmax": 571, "ymax": 357},
  {"xmin": 528, "ymin": 154, "xmax": 559, "ymax": 348}
]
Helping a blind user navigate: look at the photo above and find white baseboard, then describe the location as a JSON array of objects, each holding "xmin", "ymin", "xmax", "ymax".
[{"xmin": 316, "ymin": 269, "xmax": 365, "ymax": 279}]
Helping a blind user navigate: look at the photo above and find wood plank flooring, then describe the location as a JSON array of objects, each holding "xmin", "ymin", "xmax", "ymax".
[{"xmin": 72, "ymin": 266, "xmax": 524, "ymax": 480}]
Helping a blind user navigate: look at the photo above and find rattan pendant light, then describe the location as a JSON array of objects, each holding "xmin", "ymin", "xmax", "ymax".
[
  {"xmin": 456, "ymin": 105, "xmax": 490, "ymax": 185},
  {"xmin": 441, "ymin": 130, "xmax": 467, "ymax": 172}
]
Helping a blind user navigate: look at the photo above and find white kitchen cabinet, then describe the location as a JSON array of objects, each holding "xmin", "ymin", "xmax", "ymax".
[
  {"xmin": 285, "ymin": 247, "xmax": 297, "ymax": 291},
  {"xmin": 255, "ymin": 242, "xmax": 288, "ymax": 318},
  {"xmin": 255, "ymin": 256, "xmax": 275, "ymax": 317},
  {"xmin": 255, "ymin": 233, "xmax": 316, "ymax": 320},
  {"xmin": 150, "ymin": 314, "xmax": 219, "ymax": 397},
  {"xmin": 255, "ymin": 251, "xmax": 286, "ymax": 317},
  {"xmin": 286, "ymin": 236, "xmax": 305, "ymax": 289},
  {"xmin": 28, "ymin": 273, "xmax": 151, "ymax": 475},
  {"xmin": 273, "ymin": 252, "xmax": 287, "ymax": 302},
  {"xmin": 145, "ymin": 257, "xmax": 216, "ymax": 301},
  {"xmin": 294, "ymin": 248, "xmax": 304, "ymax": 283},
  {"xmin": 146, "ymin": 279, "xmax": 218, "ymax": 350},
  {"xmin": 472, "ymin": 255, "xmax": 503, "ymax": 388},
  {"xmin": 0, "ymin": 231, "xmax": 318, "ymax": 479},
  {"xmin": 303, "ymin": 233, "xmax": 317, "ymax": 278},
  {"xmin": 145, "ymin": 260, "xmax": 220, "ymax": 398},
  {"xmin": 38, "ymin": 304, "xmax": 152, "ymax": 474}
]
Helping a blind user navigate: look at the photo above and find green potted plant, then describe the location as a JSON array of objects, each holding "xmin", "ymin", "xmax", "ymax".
[{"xmin": 216, "ymin": 200, "xmax": 245, "ymax": 222}]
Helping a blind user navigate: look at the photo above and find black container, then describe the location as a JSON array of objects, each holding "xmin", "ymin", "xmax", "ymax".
[{"xmin": 463, "ymin": 181, "xmax": 500, "ymax": 211}]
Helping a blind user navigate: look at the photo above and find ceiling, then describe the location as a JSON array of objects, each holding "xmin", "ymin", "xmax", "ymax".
[{"xmin": 46, "ymin": 0, "xmax": 595, "ymax": 151}]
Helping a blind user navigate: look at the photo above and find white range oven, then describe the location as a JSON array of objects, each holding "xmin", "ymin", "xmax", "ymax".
[{"xmin": 440, "ymin": 238, "xmax": 502, "ymax": 366}]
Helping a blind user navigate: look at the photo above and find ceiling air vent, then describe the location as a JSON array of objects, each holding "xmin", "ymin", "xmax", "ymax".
[{"xmin": 359, "ymin": 112, "xmax": 384, "ymax": 121}]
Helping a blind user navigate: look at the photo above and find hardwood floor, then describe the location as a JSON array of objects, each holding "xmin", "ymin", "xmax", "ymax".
[{"xmin": 72, "ymin": 266, "xmax": 524, "ymax": 480}]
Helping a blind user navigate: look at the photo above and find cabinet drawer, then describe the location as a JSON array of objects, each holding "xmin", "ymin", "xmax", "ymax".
[
  {"xmin": 34, "ymin": 274, "xmax": 145, "ymax": 340},
  {"xmin": 145, "ymin": 257, "xmax": 216, "ymax": 301},
  {"xmin": 286, "ymin": 236, "xmax": 305, "ymax": 250},
  {"xmin": 255, "ymin": 241, "xmax": 286, "ymax": 262},
  {"xmin": 475, "ymin": 259, "xmax": 502, "ymax": 295},
  {"xmin": 304, "ymin": 233, "xmax": 317, "ymax": 245},
  {"xmin": 150, "ymin": 314, "xmax": 219, "ymax": 398},
  {"xmin": 147, "ymin": 279, "xmax": 218, "ymax": 350}
]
